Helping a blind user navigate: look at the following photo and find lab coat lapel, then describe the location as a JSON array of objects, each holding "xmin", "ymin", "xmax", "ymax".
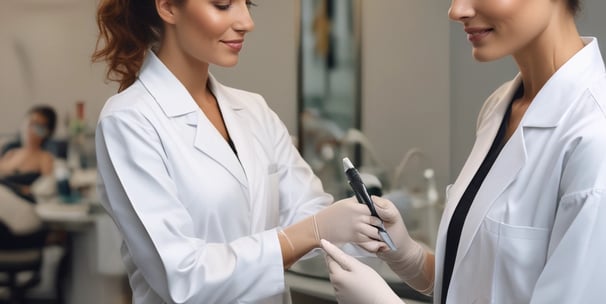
[
  {"xmin": 221, "ymin": 106, "xmax": 258, "ymax": 207},
  {"xmin": 206, "ymin": 75, "xmax": 255, "ymax": 192},
  {"xmin": 438, "ymin": 76, "xmax": 521, "ymax": 247},
  {"xmin": 435, "ymin": 77, "xmax": 523, "ymax": 291},
  {"xmin": 453, "ymin": 120, "xmax": 527, "ymax": 273},
  {"xmin": 190, "ymin": 111, "xmax": 248, "ymax": 188},
  {"xmin": 138, "ymin": 52, "xmax": 249, "ymax": 188}
]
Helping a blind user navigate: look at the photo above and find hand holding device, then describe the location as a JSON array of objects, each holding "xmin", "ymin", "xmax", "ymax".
[
  {"xmin": 313, "ymin": 197, "xmax": 383, "ymax": 245},
  {"xmin": 280, "ymin": 192, "xmax": 387, "ymax": 267},
  {"xmin": 342, "ymin": 157, "xmax": 397, "ymax": 251}
]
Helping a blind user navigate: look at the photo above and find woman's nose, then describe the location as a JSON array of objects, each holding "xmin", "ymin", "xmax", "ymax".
[
  {"xmin": 233, "ymin": 2, "xmax": 255, "ymax": 33},
  {"xmin": 448, "ymin": 0, "xmax": 475, "ymax": 22}
]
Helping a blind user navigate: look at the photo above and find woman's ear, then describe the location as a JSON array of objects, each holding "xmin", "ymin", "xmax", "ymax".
[{"xmin": 156, "ymin": 0, "xmax": 179, "ymax": 25}]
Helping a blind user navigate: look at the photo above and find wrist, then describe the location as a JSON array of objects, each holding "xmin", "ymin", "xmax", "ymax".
[
  {"xmin": 280, "ymin": 216, "xmax": 320, "ymax": 268},
  {"xmin": 380, "ymin": 240, "xmax": 425, "ymax": 280},
  {"xmin": 406, "ymin": 251, "xmax": 435, "ymax": 295},
  {"xmin": 389, "ymin": 250, "xmax": 434, "ymax": 295}
]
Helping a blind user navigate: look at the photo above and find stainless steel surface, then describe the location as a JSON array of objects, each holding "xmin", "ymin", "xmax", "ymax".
[
  {"xmin": 288, "ymin": 254, "xmax": 432, "ymax": 302},
  {"xmin": 289, "ymin": 255, "xmax": 330, "ymax": 279}
]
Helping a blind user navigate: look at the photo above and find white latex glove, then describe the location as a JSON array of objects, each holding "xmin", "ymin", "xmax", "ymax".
[
  {"xmin": 368, "ymin": 196, "xmax": 432, "ymax": 293},
  {"xmin": 321, "ymin": 239, "xmax": 404, "ymax": 304},
  {"xmin": 314, "ymin": 196, "xmax": 382, "ymax": 245}
]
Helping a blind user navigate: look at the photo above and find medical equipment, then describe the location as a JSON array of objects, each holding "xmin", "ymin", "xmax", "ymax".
[{"xmin": 342, "ymin": 157, "xmax": 397, "ymax": 251}]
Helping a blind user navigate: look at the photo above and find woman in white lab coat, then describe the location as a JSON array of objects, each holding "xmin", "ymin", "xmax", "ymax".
[
  {"xmin": 92, "ymin": 0, "xmax": 382, "ymax": 303},
  {"xmin": 321, "ymin": 0, "xmax": 606, "ymax": 303}
]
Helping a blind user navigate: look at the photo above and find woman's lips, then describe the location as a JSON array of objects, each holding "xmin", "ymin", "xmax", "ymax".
[
  {"xmin": 465, "ymin": 28, "xmax": 493, "ymax": 43},
  {"xmin": 222, "ymin": 40, "xmax": 244, "ymax": 52}
]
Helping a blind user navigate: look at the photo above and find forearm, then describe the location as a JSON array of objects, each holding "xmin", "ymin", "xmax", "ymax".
[{"xmin": 279, "ymin": 216, "xmax": 319, "ymax": 268}]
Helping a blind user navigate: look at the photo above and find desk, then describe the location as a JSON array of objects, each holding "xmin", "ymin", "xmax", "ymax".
[
  {"xmin": 36, "ymin": 200, "xmax": 94, "ymax": 231},
  {"xmin": 35, "ymin": 201, "xmax": 128, "ymax": 304}
]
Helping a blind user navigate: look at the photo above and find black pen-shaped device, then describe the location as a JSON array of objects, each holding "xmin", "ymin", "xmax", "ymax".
[{"xmin": 342, "ymin": 157, "xmax": 397, "ymax": 251}]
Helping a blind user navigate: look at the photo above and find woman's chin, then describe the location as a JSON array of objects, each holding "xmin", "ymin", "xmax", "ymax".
[
  {"xmin": 213, "ymin": 58, "xmax": 240, "ymax": 68},
  {"xmin": 472, "ymin": 48, "xmax": 507, "ymax": 62}
]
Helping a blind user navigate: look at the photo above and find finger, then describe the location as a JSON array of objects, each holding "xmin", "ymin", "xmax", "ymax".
[
  {"xmin": 377, "ymin": 245, "xmax": 392, "ymax": 253},
  {"xmin": 356, "ymin": 221, "xmax": 382, "ymax": 241},
  {"xmin": 325, "ymin": 250, "xmax": 348, "ymax": 279},
  {"xmin": 353, "ymin": 202, "xmax": 373, "ymax": 215},
  {"xmin": 324, "ymin": 251, "xmax": 341, "ymax": 275},
  {"xmin": 357, "ymin": 240, "xmax": 388, "ymax": 253},
  {"xmin": 366, "ymin": 215, "xmax": 384, "ymax": 227},
  {"xmin": 344, "ymin": 196, "xmax": 374, "ymax": 215},
  {"xmin": 320, "ymin": 239, "xmax": 354, "ymax": 271},
  {"xmin": 372, "ymin": 196, "xmax": 395, "ymax": 210},
  {"xmin": 371, "ymin": 196, "xmax": 400, "ymax": 222}
]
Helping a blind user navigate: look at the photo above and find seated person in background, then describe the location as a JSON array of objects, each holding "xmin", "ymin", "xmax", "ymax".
[
  {"xmin": 0, "ymin": 105, "xmax": 57, "ymax": 202},
  {"xmin": 0, "ymin": 105, "xmax": 57, "ymax": 235}
]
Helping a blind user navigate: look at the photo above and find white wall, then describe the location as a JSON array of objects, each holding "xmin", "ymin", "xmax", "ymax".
[
  {"xmin": 214, "ymin": 0, "xmax": 452, "ymax": 191},
  {"xmin": 0, "ymin": 0, "xmax": 117, "ymax": 138},
  {"xmin": 211, "ymin": 1, "xmax": 298, "ymax": 132},
  {"xmin": 0, "ymin": 0, "xmax": 451, "ymax": 191},
  {"xmin": 360, "ymin": 0, "xmax": 451, "ymax": 191},
  {"xmin": 449, "ymin": 0, "xmax": 606, "ymax": 180}
]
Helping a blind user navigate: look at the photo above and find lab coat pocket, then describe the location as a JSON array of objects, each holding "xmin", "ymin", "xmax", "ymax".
[{"xmin": 485, "ymin": 216, "xmax": 549, "ymax": 304}]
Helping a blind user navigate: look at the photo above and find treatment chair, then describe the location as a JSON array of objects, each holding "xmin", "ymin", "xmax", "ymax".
[{"xmin": 0, "ymin": 224, "xmax": 47, "ymax": 304}]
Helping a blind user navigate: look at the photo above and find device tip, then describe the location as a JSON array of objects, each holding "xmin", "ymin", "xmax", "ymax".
[{"xmin": 342, "ymin": 157, "xmax": 354, "ymax": 171}]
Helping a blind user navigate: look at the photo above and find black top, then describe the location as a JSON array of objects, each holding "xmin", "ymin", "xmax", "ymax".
[
  {"xmin": 3, "ymin": 171, "xmax": 41, "ymax": 186},
  {"xmin": 227, "ymin": 138, "xmax": 238, "ymax": 156},
  {"xmin": 0, "ymin": 171, "xmax": 42, "ymax": 203},
  {"xmin": 440, "ymin": 85, "xmax": 522, "ymax": 304}
]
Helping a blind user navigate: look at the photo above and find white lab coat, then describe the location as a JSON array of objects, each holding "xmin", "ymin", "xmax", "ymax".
[
  {"xmin": 95, "ymin": 51, "xmax": 332, "ymax": 304},
  {"xmin": 434, "ymin": 37, "xmax": 606, "ymax": 303}
]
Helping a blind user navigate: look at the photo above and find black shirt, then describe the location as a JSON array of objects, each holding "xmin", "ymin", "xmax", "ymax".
[{"xmin": 227, "ymin": 138, "xmax": 238, "ymax": 156}]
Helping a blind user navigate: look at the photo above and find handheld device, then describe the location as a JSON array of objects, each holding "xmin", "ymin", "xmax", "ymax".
[{"xmin": 342, "ymin": 157, "xmax": 397, "ymax": 251}]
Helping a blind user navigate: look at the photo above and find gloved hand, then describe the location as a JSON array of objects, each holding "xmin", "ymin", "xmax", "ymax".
[
  {"xmin": 314, "ymin": 196, "xmax": 382, "ymax": 245},
  {"xmin": 364, "ymin": 196, "xmax": 433, "ymax": 293},
  {"xmin": 279, "ymin": 196, "xmax": 381, "ymax": 268},
  {"xmin": 321, "ymin": 239, "xmax": 404, "ymax": 304}
]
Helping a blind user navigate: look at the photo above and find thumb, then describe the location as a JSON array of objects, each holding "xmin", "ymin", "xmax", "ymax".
[
  {"xmin": 321, "ymin": 239, "xmax": 353, "ymax": 271},
  {"xmin": 372, "ymin": 195, "xmax": 388, "ymax": 208},
  {"xmin": 372, "ymin": 196, "xmax": 400, "ymax": 221}
]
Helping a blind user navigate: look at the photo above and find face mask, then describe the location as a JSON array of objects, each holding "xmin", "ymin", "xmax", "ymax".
[{"xmin": 31, "ymin": 123, "xmax": 49, "ymax": 138}]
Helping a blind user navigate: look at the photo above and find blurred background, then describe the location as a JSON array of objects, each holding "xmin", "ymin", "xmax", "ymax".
[{"xmin": 0, "ymin": 0, "xmax": 604, "ymax": 303}]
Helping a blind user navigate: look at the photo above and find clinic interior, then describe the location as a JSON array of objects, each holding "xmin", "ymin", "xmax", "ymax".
[{"xmin": 0, "ymin": 0, "xmax": 605, "ymax": 303}]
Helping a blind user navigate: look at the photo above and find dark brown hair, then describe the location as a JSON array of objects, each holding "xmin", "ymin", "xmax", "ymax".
[
  {"xmin": 92, "ymin": 0, "xmax": 179, "ymax": 92},
  {"xmin": 569, "ymin": 0, "xmax": 581, "ymax": 14},
  {"xmin": 28, "ymin": 105, "xmax": 57, "ymax": 142}
]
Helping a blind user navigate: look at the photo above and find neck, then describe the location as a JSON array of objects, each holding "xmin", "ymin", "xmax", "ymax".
[
  {"xmin": 22, "ymin": 141, "xmax": 42, "ymax": 151},
  {"xmin": 157, "ymin": 35, "xmax": 211, "ymax": 104},
  {"xmin": 513, "ymin": 10, "xmax": 584, "ymax": 101}
]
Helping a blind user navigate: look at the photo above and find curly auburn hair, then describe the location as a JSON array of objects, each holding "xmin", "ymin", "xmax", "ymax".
[{"xmin": 92, "ymin": 0, "xmax": 183, "ymax": 92}]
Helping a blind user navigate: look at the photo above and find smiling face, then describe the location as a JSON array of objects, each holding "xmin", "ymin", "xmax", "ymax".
[
  {"xmin": 167, "ymin": 0, "xmax": 255, "ymax": 67},
  {"xmin": 448, "ymin": 0, "xmax": 565, "ymax": 62}
]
